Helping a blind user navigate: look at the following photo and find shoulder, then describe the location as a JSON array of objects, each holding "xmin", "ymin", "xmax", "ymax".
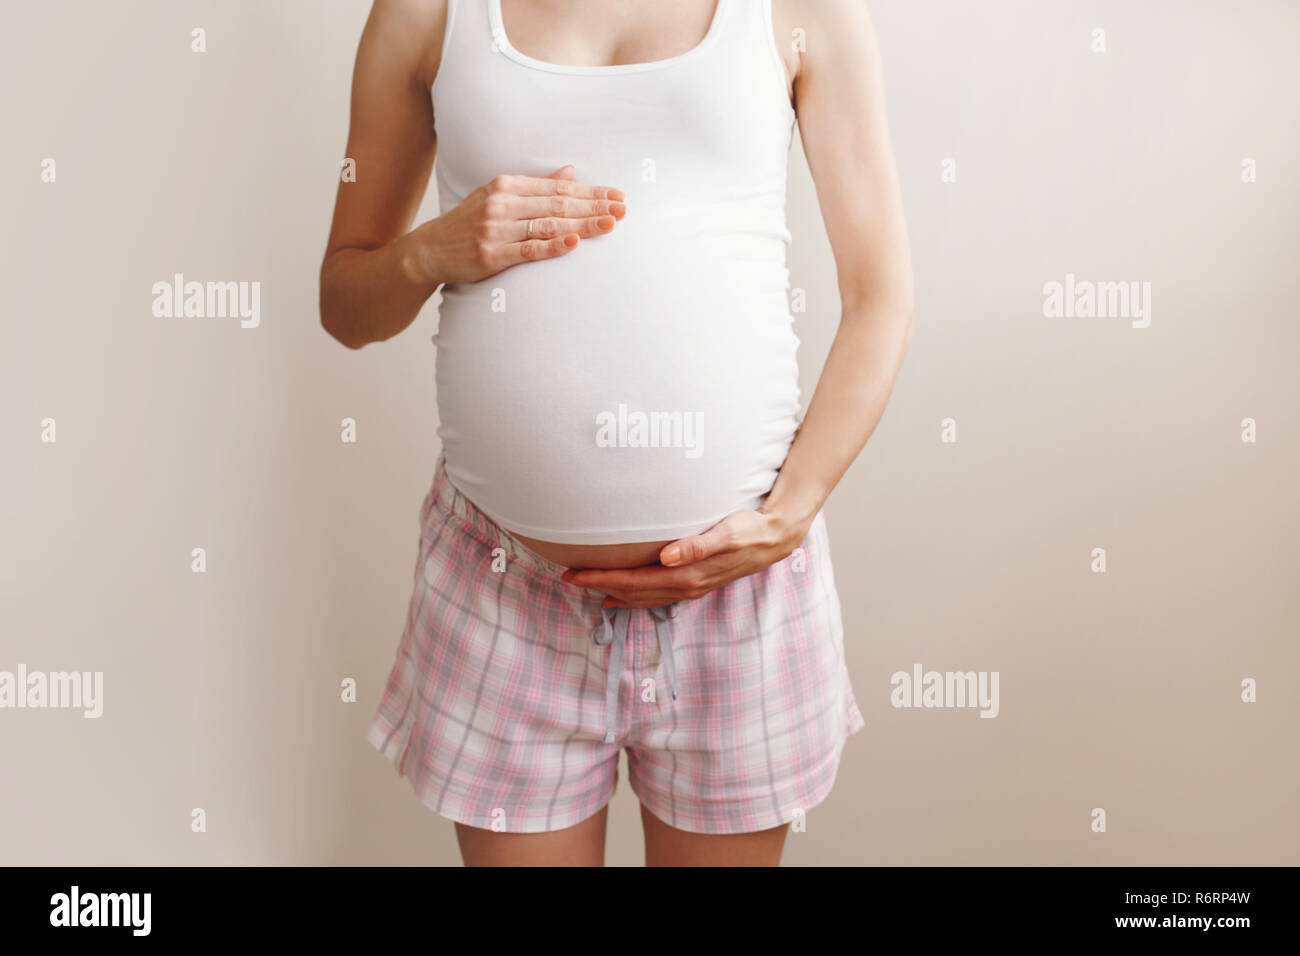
[
  {"xmin": 772, "ymin": 0, "xmax": 876, "ymax": 80},
  {"xmin": 362, "ymin": 0, "xmax": 451, "ymax": 91}
]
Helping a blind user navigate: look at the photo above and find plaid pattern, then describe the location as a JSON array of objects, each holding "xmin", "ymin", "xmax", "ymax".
[{"xmin": 368, "ymin": 459, "xmax": 864, "ymax": 834}]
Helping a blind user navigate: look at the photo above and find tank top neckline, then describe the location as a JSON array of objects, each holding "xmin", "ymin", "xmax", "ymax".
[{"xmin": 487, "ymin": 0, "xmax": 732, "ymax": 76}]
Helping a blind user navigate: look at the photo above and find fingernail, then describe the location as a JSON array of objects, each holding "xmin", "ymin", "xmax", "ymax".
[
  {"xmin": 608, "ymin": 188, "xmax": 625, "ymax": 201},
  {"xmin": 661, "ymin": 545, "xmax": 681, "ymax": 565},
  {"xmin": 597, "ymin": 215, "xmax": 615, "ymax": 230},
  {"xmin": 610, "ymin": 202, "xmax": 626, "ymax": 218}
]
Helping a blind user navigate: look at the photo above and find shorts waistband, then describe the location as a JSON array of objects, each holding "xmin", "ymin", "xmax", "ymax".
[{"xmin": 429, "ymin": 457, "xmax": 571, "ymax": 578}]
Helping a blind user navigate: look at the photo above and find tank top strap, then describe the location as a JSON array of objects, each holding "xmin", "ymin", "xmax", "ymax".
[
  {"xmin": 716, "ymin": 0, "xmax": 794, "ymax": 121},
  {"xmin": 439, "ymin": 0, "xmax": 495, "ymax": 66}
]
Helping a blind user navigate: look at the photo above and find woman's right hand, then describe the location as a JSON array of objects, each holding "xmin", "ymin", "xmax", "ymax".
[{"xmin": 420, "ymin": 165, "xmax": 625, "ymax": 285}]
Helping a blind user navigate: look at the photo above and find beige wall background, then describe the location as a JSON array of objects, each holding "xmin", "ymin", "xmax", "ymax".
[{"xmin": 2, "ymin": 0, "xmax": 1297, "ymax": 865}]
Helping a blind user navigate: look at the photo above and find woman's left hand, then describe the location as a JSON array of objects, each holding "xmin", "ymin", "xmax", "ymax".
[{"xmin": 560, "ymin": 509, "xmax": 811, "ymax": 609}]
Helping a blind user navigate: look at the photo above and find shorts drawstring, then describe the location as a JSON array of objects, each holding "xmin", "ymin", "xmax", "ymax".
[{"xmin": 591, "ymin": 605, "xmax": 679, "ymax": 744}]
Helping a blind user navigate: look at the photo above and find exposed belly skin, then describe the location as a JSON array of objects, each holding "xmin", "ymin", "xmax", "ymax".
[{"xmin": 510, "ymin": 533, "xmax": 673, "ymax": 571}]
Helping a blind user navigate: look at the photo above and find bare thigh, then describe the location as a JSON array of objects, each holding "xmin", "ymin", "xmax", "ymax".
[
  {"xmin": 455, "ymin": 807, "xmax": 608, "ymax": 866},
  {"xmin": 640, "ymin": 804, "xmax": 788, "ymax": 866}
]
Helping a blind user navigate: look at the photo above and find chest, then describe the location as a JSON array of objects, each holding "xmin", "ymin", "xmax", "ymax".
[{"xmin": 499, "ymin": 0, "xmax": 720, "ymax": 68}]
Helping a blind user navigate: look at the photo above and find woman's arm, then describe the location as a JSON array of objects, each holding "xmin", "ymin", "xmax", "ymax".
[
  {"xmin": 564, "ymin": 0, "xmax": 913, "ymax": 604},
  {"xmin": 320, "ymin": 0, "xmax": 445, "ymax": 349},
  {"xmin": 753, "ymin": 0, "xmax": 915, "ymax": 541},
  {"xmin": 320, "ymin": 0, "xmax": 625, "ymax": 350}
]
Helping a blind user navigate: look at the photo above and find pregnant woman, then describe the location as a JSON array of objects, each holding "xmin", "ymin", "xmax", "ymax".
[{"xmin": 321, "ymin": 0, "xmax": 912, "ymax": 866}]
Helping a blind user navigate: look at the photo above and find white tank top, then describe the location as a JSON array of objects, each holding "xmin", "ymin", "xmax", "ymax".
[{"xmin": 432, "ymin": 0, "xmax": 801, "ymax": 544}]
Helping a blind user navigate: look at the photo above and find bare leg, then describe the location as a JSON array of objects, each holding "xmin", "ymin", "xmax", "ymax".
[
  {"xmin": 640, "ymin": 803, "xmax": 788, "ymax": 867},
  {"xmin": 455, "ymin": 807, "xmax": 608, "ymax": 866}
]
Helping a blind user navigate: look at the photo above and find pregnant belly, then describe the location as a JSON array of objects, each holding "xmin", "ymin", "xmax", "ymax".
[{"xmin": 434, "ymin": 220, "xmax": 800, "ymax": 553}]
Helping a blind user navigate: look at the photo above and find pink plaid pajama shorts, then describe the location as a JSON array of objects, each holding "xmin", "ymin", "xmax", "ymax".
[{"xmin": 368, "ymin": 460, "xmax": 864, "ymax": 834}]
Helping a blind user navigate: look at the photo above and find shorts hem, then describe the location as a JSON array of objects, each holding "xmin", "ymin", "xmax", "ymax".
[
  {"xmin": 628, "ymin": 718, "xmax": 863, "ymax": 836},
  {"xmin": 368, "ymin": 722, "xmax": 619, "ymax": 835}
]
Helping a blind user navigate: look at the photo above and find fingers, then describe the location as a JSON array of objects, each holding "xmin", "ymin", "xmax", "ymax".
[
  {"xmin": 487, "ymin": 171, "xmax": 625, "ymax": 202},
  {"xmin": 476, "ymin": 167, "xmax": 626, "ymax": 271},
  {"xmin": 563, "ymin": 565, "xmax": 699, "ymax": 593},
  {"xmin": 509, "ymin": 214, "xmax": 618, "ymax": 241},
  {"xmin": 660, "ymin": 523, "xmax": 738, "ymax": 567},
  {"xmin": 511, "ymin": 195, "xmax": 627, "ymax": 220},
  {"xmin": 568, "ymin": 570, "xmax": 720, "ymax": 605},
  {"xmin": 497, "ymin": 232, "xmax": 581, "ymax": 267},
  {"xmin": 561, "ymin": 539, "xmax": 748, "ymax": 604}
]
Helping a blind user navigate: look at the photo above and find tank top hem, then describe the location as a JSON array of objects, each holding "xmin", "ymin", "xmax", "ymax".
[{"xmin": 445, "ymin": 470, "xmax": 765, "ymax": 546}]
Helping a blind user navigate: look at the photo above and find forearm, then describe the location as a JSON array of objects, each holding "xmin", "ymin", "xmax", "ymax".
[
  {"xmin": 761, "ymin": 297, "xmax": 914, "ymax": 536},
  {"xmin": 319, "ymin": 220, "xmax": 441, "ymax": 349}
]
